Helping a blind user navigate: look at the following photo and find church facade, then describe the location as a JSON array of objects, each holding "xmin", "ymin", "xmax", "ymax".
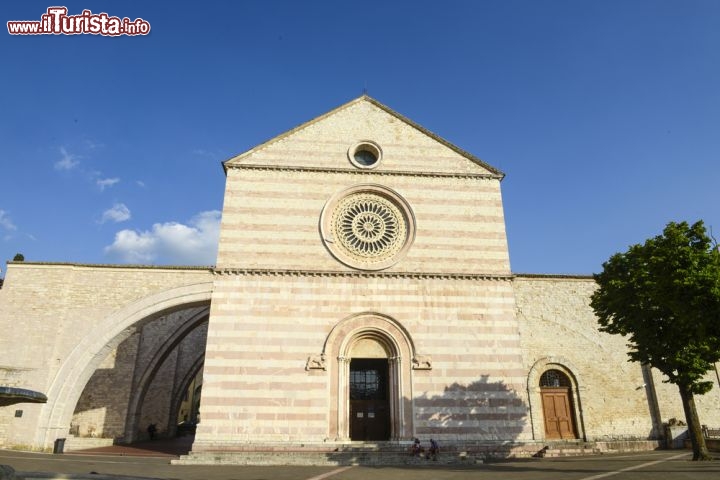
[{"xmin": 1, "ymin": 97, "xmax": 718, "ymax": 457}]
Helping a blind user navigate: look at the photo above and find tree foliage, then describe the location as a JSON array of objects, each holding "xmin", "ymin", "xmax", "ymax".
[{"xmin": 591, "ymin": 220, "xmax": 720, "ymax": 460}]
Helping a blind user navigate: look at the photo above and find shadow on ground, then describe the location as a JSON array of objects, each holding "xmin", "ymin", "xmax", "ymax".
[{"xmin": 68, "ymin": 434, "xmax": 194, "ymax": 457}]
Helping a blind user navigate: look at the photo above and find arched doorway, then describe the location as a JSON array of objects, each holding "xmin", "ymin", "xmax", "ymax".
[
  {"xmin": 540, "ymin": 369, "xmax": 578, "ymax": 439},
  {"xmin": 323, "ymin": 313, "xmax": 418, "ymax": 442},
  {"xmin": 348, "ymin": 337, "xmax": 391, "ymax": 441}
]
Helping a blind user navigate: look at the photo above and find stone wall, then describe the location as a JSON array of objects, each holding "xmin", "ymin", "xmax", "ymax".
[
  {"xmin": 650, "ymin": 367, "xmax": 720, "ymax": 429},
  {"xmin": 0, "ymin": 367, "xmax": 33, "ymax": 447},
  {"xmin": 195, "ymin": 272, "xmax": 530, "ymax": 448},
  {"xmin": 219, "ymin": 98, "xmax": 510, "ymax": 276},
  {"xmin": 0, "ymin": 262, "xmax": 212, "ymax": 449},
  {"xmin": 71, "ymin": 332, "xmax": 140, "ymax": 438},
  {"xmin": 226, "ymin": 98, "xmax": 499, "ymax": 176},
  {"xmin": 514, "ymin": 274, "xmax": 720, "ymax": 441}
]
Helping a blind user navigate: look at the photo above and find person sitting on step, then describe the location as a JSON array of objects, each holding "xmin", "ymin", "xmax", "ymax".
[{"xmin": 410, "ymin": 437, "xmax": 423, "ymax": 457}]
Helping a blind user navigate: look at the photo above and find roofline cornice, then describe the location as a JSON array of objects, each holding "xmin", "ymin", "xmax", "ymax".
[
  {"xmin": 225, "ymin": 163, "xmax": 503, "ymax": 180},
  {"xmin": 360, "ymin": 96, "xmax": 505, "ymax": 178},
  {"xmin": 513, "ymin": 272, "xmax": 595, "ymax": 280},
  {"xmin": 5, "ymin": 261, "xmax": 213, "ymax": 272}
]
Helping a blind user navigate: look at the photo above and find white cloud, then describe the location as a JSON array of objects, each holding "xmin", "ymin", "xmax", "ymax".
[
  {"xmin": 83, "ymin": 138, "xmax": 104, "ymax": 150},
  {"xmin": 100, "ymin": 203, "xmax": 131, "ymax": 224},
  {"xmin": 104, "ymin": 210, "xmax": 221, "ymax": 265},
  {"xmin": 0, "ymin": 210, "xmax": 17, "ymax": 232},
  {"xmin": 97, "ymin": 177, "xmax": 120, "ymax": 191},
  {"xmin": 55, "ymin": 147, "xmax": 80, "ymax": 170}
]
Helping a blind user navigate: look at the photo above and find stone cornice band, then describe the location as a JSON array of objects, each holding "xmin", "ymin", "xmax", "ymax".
[
  {"xmin": 212, "ymin": 267, "xmax": 514, "ymax": 281},
  {"xmin": 226, "ymin": 163, "xmax": 503, "ymax": 180}
]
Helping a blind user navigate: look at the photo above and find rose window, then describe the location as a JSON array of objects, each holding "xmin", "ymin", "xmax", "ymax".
[
  {"xmin": 321, "ymin": 185, "xmax": 415, "ymax": 270},
  {"xmin": 333, "ymin": 194, "xmax": 405, "ymax": 259}
]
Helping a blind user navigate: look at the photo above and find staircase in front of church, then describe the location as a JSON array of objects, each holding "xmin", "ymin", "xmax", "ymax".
[{"xmin": 173, "ymin": 439, "xmax": 664, "ymax": 466}]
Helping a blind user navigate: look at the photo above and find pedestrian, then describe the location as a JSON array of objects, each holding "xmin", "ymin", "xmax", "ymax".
[
  {"xmin": 427, "ymin": 438, "xmax": 439, "ymax": 460},
  {"xmin": 410, "ymin": 437, "xmax": 423, "ymax": 457}
]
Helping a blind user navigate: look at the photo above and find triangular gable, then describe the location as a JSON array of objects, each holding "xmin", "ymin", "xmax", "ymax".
[{"xmin": 223, "ymin": 95, "xmax": 504, "ymax": 178}]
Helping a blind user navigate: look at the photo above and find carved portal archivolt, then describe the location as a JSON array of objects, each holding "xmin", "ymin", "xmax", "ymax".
[{"xmin": 316, "ymin": 312, "xmax": 424, "ymax": 441}]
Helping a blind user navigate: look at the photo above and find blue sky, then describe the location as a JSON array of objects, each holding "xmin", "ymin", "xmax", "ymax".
[{"xmin": 2, "ymin": 1, "xmax": 718, "ymax": 276}]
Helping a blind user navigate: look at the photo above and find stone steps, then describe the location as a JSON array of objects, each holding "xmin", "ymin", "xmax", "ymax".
[
  {"xmin": 174, "ymin": 440, "xmax": 663, "ymax": 465},
  {"xmin": 175, "ymin": 450, "xmax": 469, "ymax": 466},
  {"xmin": 538, "ymin": 440, "xmax": 663, "ymax": 458}
]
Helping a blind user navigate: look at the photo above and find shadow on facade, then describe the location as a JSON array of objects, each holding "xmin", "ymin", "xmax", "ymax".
[
  {"xmin": 326, "ymin": 375, "xmax": 529, "ymax": 464},
  {"xmin": 70, "ymin": 306, "xmax": 208, "ymax": 444},
  {"xmin": 640, "ymin": 364, "xmax": 664, "ymax": 440},
  {"xmin": 413, "ymin": 375, "xmax": 528, "ymax": 443},
  {"xmin": 71, "ymin": 336, "xmax": 139, "ymax": 439}
]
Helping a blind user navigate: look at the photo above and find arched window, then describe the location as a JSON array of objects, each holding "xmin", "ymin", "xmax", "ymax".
[{"xmin": 540, "ymin": 369, "xmax": 572, "ymax": 388}]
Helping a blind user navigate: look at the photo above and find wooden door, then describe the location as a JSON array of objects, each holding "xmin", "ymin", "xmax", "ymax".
[
  {"xmin": 350, "ymin": 399, "xmax": 390, "ymax": 441},
  {"xmin": 349, "ymin": 359, "xmax": 390, "ymax": 441},
  {"xmin": 541, "ymin": 388, "xmax": 577, "ymax": 439}
]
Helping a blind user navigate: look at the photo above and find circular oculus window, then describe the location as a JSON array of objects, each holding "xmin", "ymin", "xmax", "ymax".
[
  {"xmin": 321, "ymin": 185, "xmax": 415, "ymax": 270},
  {"xmin": 348, "ymin": 141, "xmax": 382, "ymax": 169}
]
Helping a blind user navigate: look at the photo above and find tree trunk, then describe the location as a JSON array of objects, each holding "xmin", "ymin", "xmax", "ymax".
[{"xmin": 678, "ymin": 384, "xmax": 712, "ymax": 461}]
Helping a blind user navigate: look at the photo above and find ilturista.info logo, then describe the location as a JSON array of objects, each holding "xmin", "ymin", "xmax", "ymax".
[{"xmin": 7, "ymin": 7, "xmax": 150, "ymax": 36}]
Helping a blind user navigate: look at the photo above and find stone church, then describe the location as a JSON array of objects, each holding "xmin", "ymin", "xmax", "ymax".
[{"xmin": 0, "ymin": 96, "xmax": 718, "ymax": 460}]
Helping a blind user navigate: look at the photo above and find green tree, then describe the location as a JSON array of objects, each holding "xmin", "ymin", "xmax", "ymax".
[
  {"xmin": 591, "ymin": 220, "xmax": 720, "ymax": 461},
  {"xmin": 12, "ymin": 253, "xmax": 24, "ymax": 262}
]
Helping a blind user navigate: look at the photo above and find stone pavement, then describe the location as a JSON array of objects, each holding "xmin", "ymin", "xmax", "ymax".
[
  {"xmin": 1, "ymin": 443, "xmax": 719, "ymax": 480},
  {"xmin": 64, "ymin": 436, "xmax": 194, "ymax": 458}
]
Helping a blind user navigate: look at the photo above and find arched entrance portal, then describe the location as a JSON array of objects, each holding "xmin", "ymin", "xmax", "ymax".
[
  {"xmin": 324, "ymin": 313, "xmax": 418, "ymax": 442},
  {"xmin": 349, "ymin": 337, "xmax": 391, "ymax": 441},
  {"xmin": 527, "ymin": 357, "xmax": 585, "ymax": 442},
  {"xmin": 540, "ymin": 369, "xmax": 578, "ymax": 440}
]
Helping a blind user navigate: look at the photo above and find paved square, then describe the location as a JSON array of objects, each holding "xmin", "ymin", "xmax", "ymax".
[{"xmin": 1, "ymin": 450, "xmax": 719, "ymax": 480}]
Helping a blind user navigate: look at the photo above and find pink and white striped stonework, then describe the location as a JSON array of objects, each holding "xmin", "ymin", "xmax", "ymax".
[{"xmin": 193, "ymin": 96, "xmax": 530, "ymax": 450}]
